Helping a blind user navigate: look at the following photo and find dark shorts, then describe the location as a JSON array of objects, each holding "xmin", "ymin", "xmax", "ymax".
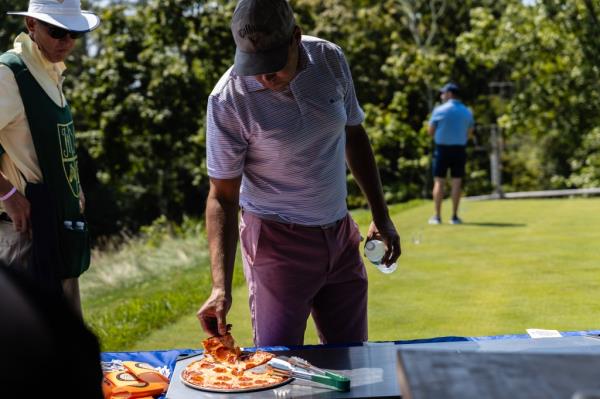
[{"xmin": 432, "ymin": 144, "xmax": 467, "ymax": 178}]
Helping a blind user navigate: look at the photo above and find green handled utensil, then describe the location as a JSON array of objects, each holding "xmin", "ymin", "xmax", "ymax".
[
  {"xmin": 267, "ymin": 356, "xmax": 351, "ymax": 392},
  {"xmin": 288, "ymin": 355, "xmax": 350, "ymax": 383}
]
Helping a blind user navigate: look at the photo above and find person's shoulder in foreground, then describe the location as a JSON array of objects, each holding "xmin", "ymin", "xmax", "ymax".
[{"xmin": 0, "ymin": 266, "xmax": 103, "ymax": 398}]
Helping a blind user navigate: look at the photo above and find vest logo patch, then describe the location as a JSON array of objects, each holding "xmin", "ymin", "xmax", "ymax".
[{"xmin": 57, "ymin": 122, "xmax": 81, "ymax": 198}]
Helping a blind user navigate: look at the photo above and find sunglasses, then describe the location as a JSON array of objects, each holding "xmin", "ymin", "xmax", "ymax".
[{"xmin": 39, "ymin": 20, "xmax": 86, "ymax": 40}]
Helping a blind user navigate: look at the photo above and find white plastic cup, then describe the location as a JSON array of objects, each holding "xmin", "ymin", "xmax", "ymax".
[{"xmin": 364, "ymin": 239, "xmax": 397, "ymax": 274}]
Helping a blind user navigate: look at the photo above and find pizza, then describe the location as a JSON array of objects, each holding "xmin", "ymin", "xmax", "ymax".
[
  {"xmin": 181, "ymin": 334, "xmax": 291, "ymax": 391},
  {"xmin": 181, "ymin": 357, "xmax": 289, "ymax": 391}
]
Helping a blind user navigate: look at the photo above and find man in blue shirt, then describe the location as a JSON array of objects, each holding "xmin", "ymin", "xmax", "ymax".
[{"xmin": 428, "ymin": 83, "xmax": 474, "ymax": 225}]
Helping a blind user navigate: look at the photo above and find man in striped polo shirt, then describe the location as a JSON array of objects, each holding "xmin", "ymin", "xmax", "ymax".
[{"xmin": 197, "ymin": 0, "xmax": 400, "ymax": 347}]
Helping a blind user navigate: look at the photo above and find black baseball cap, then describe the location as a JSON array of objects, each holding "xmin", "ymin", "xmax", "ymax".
[{"xmin": 231, "ymin": 0, "xmax": 296, "ymax": 76}]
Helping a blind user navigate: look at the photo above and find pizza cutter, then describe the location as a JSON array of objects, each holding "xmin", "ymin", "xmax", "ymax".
[{"xmin": 266, "ymin": 356, "xmax": 351, "ymax": 392}]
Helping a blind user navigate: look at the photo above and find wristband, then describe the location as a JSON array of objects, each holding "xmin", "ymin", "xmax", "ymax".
[{"xmin": 0, "ymin": 186, "xmax": 17, "ymax": 201}]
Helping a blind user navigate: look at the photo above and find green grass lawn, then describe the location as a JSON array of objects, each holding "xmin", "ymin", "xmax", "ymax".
[{"xmin": 85, "ymin": 198, "xmax": 600, "ymax": 351}]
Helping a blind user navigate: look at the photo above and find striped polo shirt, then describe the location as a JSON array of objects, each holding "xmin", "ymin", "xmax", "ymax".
[{"xmin": 206, "ymin": 36, "xmax": 365, "ymax": 226}]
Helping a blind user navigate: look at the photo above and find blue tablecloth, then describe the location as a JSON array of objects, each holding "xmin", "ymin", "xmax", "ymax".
[{"xmin": 102, "ymin": 329, "xmax": 600, "ymax": 399}]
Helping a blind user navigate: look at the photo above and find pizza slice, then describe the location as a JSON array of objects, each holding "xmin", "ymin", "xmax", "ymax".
[
  {"xmin": 201, "ymin": 333, "xmax": 275, "ymax": 374},
  {"xmin": 238, "ymin": 350, "xmax": 275, "ymax": 372},
  {"xmin": 201, "ymin": 334, "xmax": 241, "ymax": 365}
]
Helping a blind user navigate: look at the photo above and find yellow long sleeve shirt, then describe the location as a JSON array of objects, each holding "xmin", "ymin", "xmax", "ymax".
[{"xmin": 0, "ymin": 32, "xmax": 68, "ymax": 197}]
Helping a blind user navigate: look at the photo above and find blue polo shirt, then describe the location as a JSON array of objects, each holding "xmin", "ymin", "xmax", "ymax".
[{"xmin": 429, "ymin": 99, "xmax": 474, "ymax": 145}]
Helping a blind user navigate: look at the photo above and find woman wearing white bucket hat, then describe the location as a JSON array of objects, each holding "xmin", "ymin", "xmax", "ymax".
[{"xmin": 0, "ymin": 0, "xmax": 100, "ymax": 316}]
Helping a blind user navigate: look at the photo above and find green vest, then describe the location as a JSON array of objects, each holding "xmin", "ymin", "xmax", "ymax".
[{"xmin": 0, "ymin": 52, "xmax": 90, "ymax": 278}]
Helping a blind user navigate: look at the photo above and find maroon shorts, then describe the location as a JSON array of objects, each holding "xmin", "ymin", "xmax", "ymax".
[{"xmin": 239, "ymin": 211, "xmax": 368, "ymax": 347}]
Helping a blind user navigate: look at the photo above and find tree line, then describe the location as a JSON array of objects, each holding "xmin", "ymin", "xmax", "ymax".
[{"xmin": 1, "ymin": 0, "xmax": 599, "ymax": 243}]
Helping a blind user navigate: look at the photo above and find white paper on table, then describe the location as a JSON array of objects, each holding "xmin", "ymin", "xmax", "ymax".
[{"xmin": 526, "ymin": 328, "xmax": 563, "ymax": 338}]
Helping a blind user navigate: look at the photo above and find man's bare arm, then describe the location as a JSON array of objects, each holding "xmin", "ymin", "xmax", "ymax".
[
  {"xmin": 197, "ymin": 176, "xmax": 241, "ymax": 336},
  {"xmin": 345, "ymin": 124, "xmax": 400, "ymax": 266}
]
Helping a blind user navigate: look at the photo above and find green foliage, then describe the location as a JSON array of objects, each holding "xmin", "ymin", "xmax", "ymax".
[
  {"xmin": 567, "ymin": 127, "xmax": 600, "ymax": 188},
  {"xmin": 356, "ymin": 98, "xmax": 430, "ymax": 205},
  {"xmin": 2, "ymin": 1, "xmax": 599, "ymax": 240},
  {"xmin": 457, "ymin": 1, "xmax": 600, "ymax": 191},
  {"xmin": 70, "ymin": 1, "xmax": 236, "ymax": 238},
  {"xmin": 0, "ymin": 0, "xmax": 28, "ymax": 50}
]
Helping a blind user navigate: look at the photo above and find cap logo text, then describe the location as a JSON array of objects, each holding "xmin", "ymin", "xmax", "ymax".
[{"xmin": 238, "ymin": 24, "xmax": 269, "ymax": 39}]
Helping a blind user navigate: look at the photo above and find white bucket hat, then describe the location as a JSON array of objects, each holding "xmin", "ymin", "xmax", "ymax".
[{"xmin": 7, "ymin": 0, "xmax": 100, "ymax": 32}]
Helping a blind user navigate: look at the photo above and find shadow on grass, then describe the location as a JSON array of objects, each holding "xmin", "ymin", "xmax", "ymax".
[{"xmin": 461, "ymin": 222, "xmax": 526, "ymax": 227}]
